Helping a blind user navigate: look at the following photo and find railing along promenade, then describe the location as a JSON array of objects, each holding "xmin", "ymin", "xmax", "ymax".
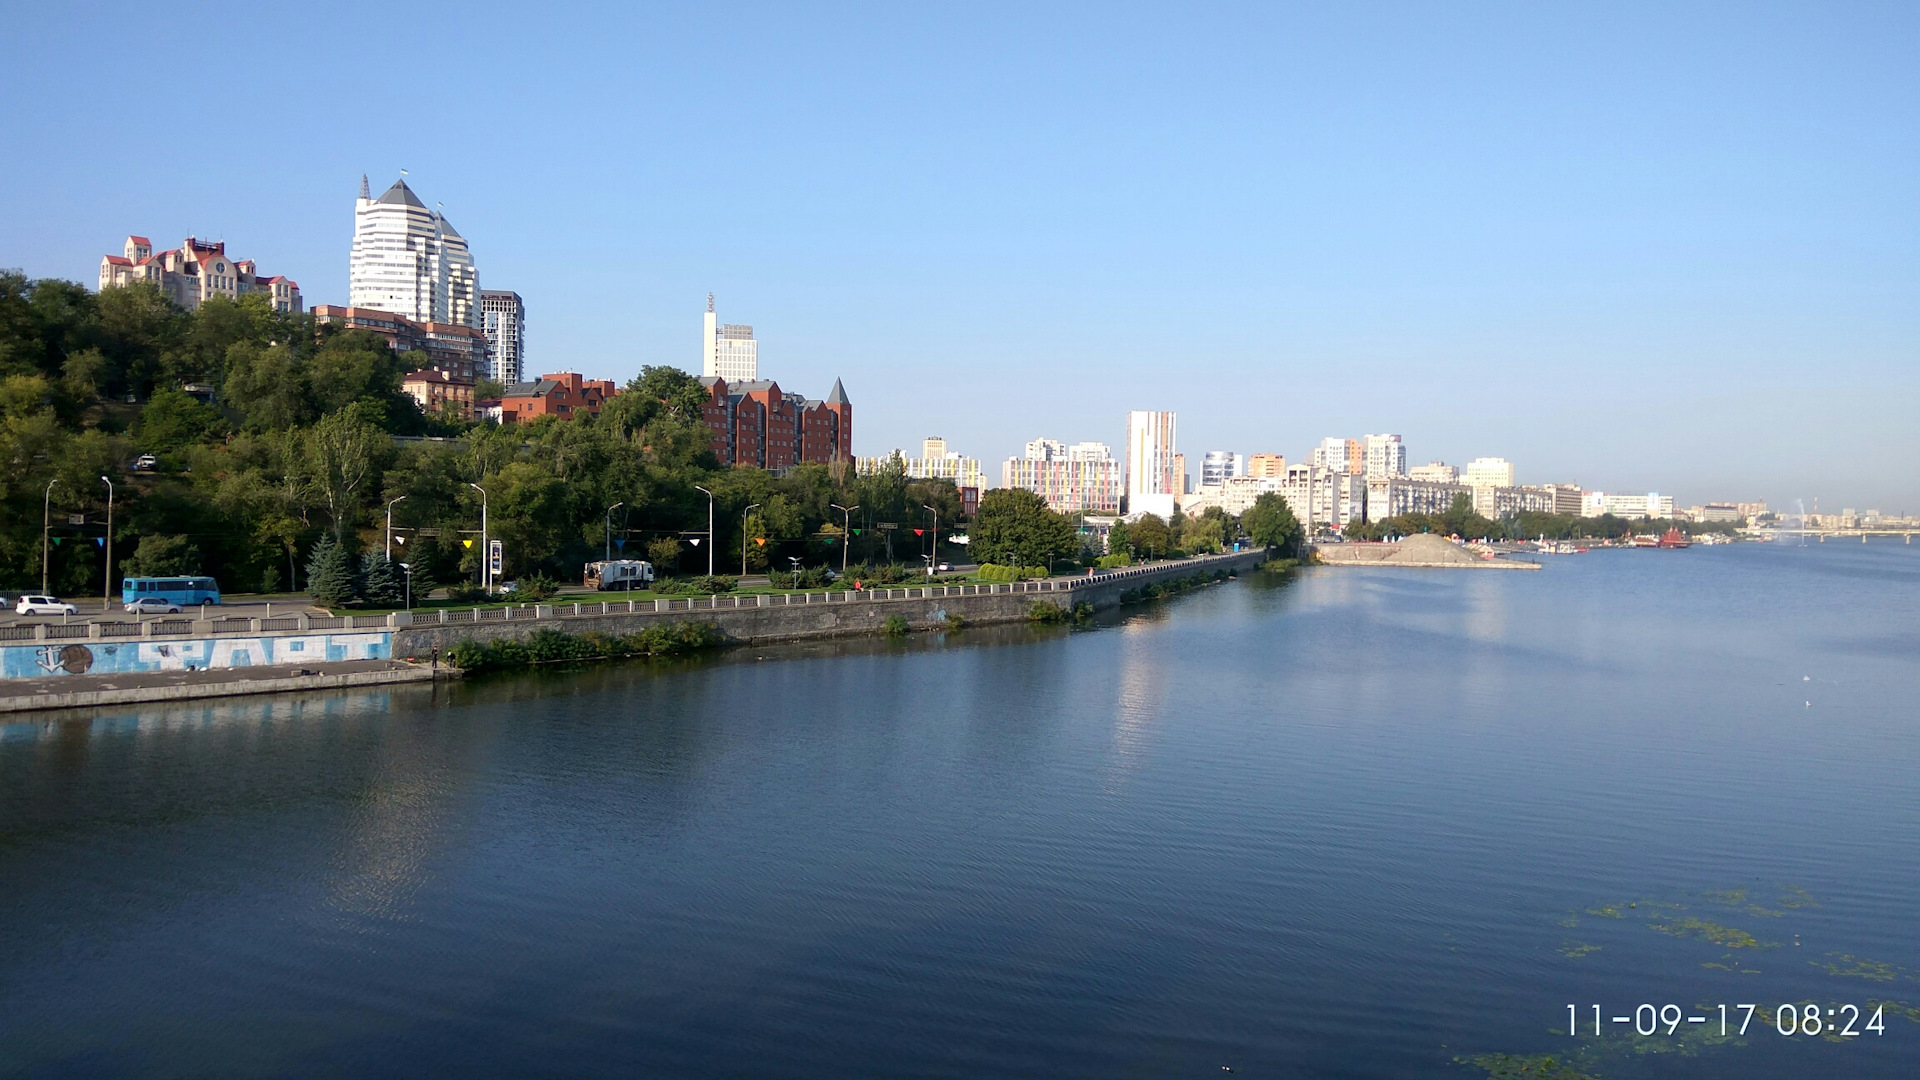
[{"xmin": 0, "ymin": 551, "xmax": 1264, "ymax": 647}]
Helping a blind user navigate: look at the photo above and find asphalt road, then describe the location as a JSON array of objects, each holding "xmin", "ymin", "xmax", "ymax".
[{"xmin": 0, "ymin": 593, "xmax": 327, "ymax": 627}]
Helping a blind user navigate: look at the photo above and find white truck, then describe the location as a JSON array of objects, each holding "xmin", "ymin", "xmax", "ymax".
[{"xmin": 584, "ymin": 560, "xmax": 654, "ymax": 590}]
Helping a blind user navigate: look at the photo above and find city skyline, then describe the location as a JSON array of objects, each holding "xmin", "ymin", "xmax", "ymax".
[{"xmin": 2, "ymin": 3, "xmax": 1914, "ymax": 510}]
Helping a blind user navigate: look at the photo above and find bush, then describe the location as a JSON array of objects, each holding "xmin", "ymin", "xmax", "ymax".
[
  {"xmin": 977, "ymin": 563, "xmax": 1050, "ymax": 582},
  {"xmin": 513, "ymin": 571, "xmax": 560, "ymax": 601},
  {"xmin": 1095, "ymin": 553, "xmax": 1131, "ymax": 569},
  {"xmin": 695, "ymin": 575, "xmax": 736, "ymax": 593},
  {"xmin": 852, "ymin": 562, "xmax": 914, "ymax": 585},
  {"xmin": 446, "ymin": 583, "xmax": 488, "ymax": 604},
  {"xmin": 882, "ymin": 614, "xmax": 909, "ymax": 637},
  {"xmin": 1026, "ymin": 601, "xmax": 1068, "ymax": 624},
  {"xmin": 449, "ymin": 622, "xmax": 725, "ymax": 672},
  {"xmin": 769, "ymin": 566, "xmax": 833, "ymax": 589}
]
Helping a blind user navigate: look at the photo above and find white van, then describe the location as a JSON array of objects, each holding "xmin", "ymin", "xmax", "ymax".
[{"xmin": 584, "ymin": 560, "xmax": 654, "ymax": 590}]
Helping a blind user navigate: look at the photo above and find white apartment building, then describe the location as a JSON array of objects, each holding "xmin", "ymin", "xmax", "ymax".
[
  {"xmin": 1409, "ymin": 461, "xmax": 1458, "ymax": 483},
  {"xmin": 858, "ymin": 437, "xmax": 986, "ymax": 492},
  {"xmin": 1126, "ymin": 411, "xmax": 1178, "ymax": 518},
  {"xmin": 1363, "ymin": 434, "xmax": 1407, "ymax": 479},
  {"xmin": 1005, "ymin": 439, "xmax": 1123, "ymax": 514},
  {"xmin": 1365, "ymin": 476, "xmax": 1472, "ymax": 522},
  {"xmin": 1583, "ymin": 492, "xmax": 1675, "ymax": 519},
  {"xmin": 348, "ymin": 176, "xmax": 480, "ymax": 328},
  {"xmin": 480, "ymin": 290, "xmax": 525, "ymax": 384},
  {"xmin": 1201, "ymin": 450, "xmax": 1245, "ymax": 487},
  {"xmin": 702, "ymin": 294, "xmax": 759, "ymax": 383},
  {"xmin": 1272, "ymin": 464, "xmax": 1366, "ymax": 532},
  {"xmin": 1472, "ymin": 485, "xmax": 1558, "ymax": 518},
  {"xmin": 1185, "ymin": 475, "xmax": 1283, "ymax": 518},
  {"xmin": 1312, "ymin": 437, "xmax": 1359, "ymax": 473},
  {"xmin": 1463, "ymin": 457, "xmax": 1515, "ymax": 488}
]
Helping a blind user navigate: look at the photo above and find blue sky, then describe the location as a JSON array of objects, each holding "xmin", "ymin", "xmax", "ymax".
[{"xmin": 4, "ymin": 2, "xmax": 1915, "ymax": 510}]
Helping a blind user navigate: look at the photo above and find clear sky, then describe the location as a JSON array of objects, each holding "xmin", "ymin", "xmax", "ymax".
[{"xmin": 4, "ymin": 2, "xmax": 1915, "ymax": 511}]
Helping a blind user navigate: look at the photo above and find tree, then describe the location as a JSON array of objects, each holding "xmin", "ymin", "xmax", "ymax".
[
  {"xmin": 306, "ymin": 534, "xmax": 358, "ymax": 607},
  {"xmin": 647, "ymin": 537, "xmax": 683, "ymax": 574},
  {"xmin": 303, "ymin": 406, "xmax": 386, "ymax": 541},
  {"xmin": 1106, "ymin": 518, "xmax": 1132, "ymax": 557},
  {"xmin": 1180, "ymin": 508, "xmax": 1228, "ymax": 553},
  {"xmin": 361, "ymin": 553, "xmax": 406, "ymax": 607},
  {"xmin": 1129, "ymin": 513, "xmax": 1174, "ymax": 559},
  {"xmin": 1241, "ymin": 493, "xmax": 1303, "ymax": 556},
  {"xmin": 970, "ymin": 488, "xmax": 1078, "ymax": 567},
  {"xmin": 121, "ymin": 534, "xmax": 202, "ymax": 578},
  {"xmin": 134, "ymin": 388, "xmax": 228, "ymax": 454}
]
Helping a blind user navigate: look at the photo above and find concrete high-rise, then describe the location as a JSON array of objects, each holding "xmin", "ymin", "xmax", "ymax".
[
  {"xmin": 1464, "ymin": 457, "xmax": 1515, "ymax": 488},
  {"xmin": 348, "ymin": 176, "xmax": 481, "ymax": 327},
  {"xmin": 1201, "ymin": 450, "xmax": 1245, "ymax": 487},
  {"xmin": 702, "ymin": 294, "xmax": 759, "ymax": 383},
  {"xmin": 1363, "ymin": 434, "xmax": 1406, "ymax": 479},
  {"xmin": 480, "ymin": 290, "xmax": 525, "ymax": 384},
  {"xmin": 1004, "ymin": 439, "xmax": 1122, "ymax": 514},
  {"xmin": 1126, "ymin": 411, "xmax": 1178, "ymax": 517}
]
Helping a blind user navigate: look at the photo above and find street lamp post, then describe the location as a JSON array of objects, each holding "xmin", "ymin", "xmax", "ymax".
[
  {"xmin": 468, "ymin": 482, "xmax": 489, "ymax": 595},
  {"xmin": 693, "ymin": 485, "xmax": 714, "ymax": 576},
  {"xmin": 605, "ymin": 502, "xmax": 623, "ymax": 563},
  {"xmin": 831, "ymin": 503, "xmax": 858, "ymax": 575},
  {"xmin": 742, "ymin": 503, "xmax": 760, "ymax": 577},
  {"xmin": 99, "ymin": 475, "xmax": 114, "ymax": 612},
  {"xmin": 385, "ymin": 495, "xmax": 407, "ymax": 560},
  {"xmin": 41, "ymin": 478, "xmax": 61, "ymax": 595},
  {"xmin": 922, "ymin": 503, "xmax": 939, "ymax": 576},
  {"xmin": 399, "ymin": 562, "xmax": 413, "ymax": 610}
]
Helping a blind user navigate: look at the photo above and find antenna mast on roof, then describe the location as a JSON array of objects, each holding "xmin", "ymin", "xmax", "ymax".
[
  {"xmin": 359, "ymin": 174, "xmax": 370, "ymax": 199},
  {"xmin": 707, "ymin": 292, "xmax": 715, "ymax": 313}
]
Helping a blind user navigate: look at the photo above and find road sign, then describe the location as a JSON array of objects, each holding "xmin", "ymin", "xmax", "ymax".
[
  {"xmin": 489, "ymin": 539, "xmax": 502, "ymax": 574},
  {"xmin": 877, "ymin": 522, "xmax": 898, "ymax": 531},
  {"xmin": 67, "ymin": 513, "xmax": 85, "ymax": 525}
]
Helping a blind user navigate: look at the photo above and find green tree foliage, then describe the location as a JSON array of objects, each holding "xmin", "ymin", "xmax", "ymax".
[
  {"xmin": 121, "ymin": 534, "xmax": 202, "ymax": 577},
  {"xmin": 1128, "ymin": 512, "xmax": 1175, "ymax": 558},
  {"xmin": 1241, "ymin": 493, "xmax": 1303, "ymax": 556},
  {"xmin": 1180, "ymin": 506, "xmax": 1231, "ymax": 553},
  {"xmin": 305, "ymin": 534, "xmax": 359, "ymax": 607},
  {"xmin": 970, "ymin": 488, "xmax": 1078, "ymax": 567},
  {"xmin": 134, "ymin": 388, "xmax": 228, "ymax": 455},
  {"xmin": 360, "ymin": 553, "xmax": 406, "ymax": 607}
]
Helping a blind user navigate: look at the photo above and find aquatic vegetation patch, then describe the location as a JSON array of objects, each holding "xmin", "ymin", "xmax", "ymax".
[
  {"xmin": 1558, "ymin": 943, "xmax": 1602, "ymax": 959},
  {"xmin": 1647, "ymin": 917, "xmax": 1769, "ymax": 950},
  {"xmin": 1458, "ymin": 1053, "xmax": 1596, "ymax": 1080},
  {"xmin": 1776, "ymin": 885, "xmax": 1819, "ymax": 909},
  {"xmin": 1816, "ymin": 953, "xmax": 1904, "ymax": 982}
]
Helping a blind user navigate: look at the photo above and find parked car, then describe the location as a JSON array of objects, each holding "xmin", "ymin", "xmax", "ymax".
[
  {"xmin": 132, "ymin": 453, "xmax": 158, "ymax": 472},
  {"xmin": 936, "ymin": 562, "xmax": 954, "ymax": 572},
  {"xmin": 125, "ymin": 596, "xmax": 183, "ymax": 615},
  {"xmin": 16, "ymin": 595, "xmax": 79, "ymax": 616}
]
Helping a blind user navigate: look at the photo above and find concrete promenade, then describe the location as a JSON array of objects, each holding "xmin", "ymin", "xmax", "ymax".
[{"xmin": 2, "ymin": 551, "xmax": 1268, "ymax": 715}]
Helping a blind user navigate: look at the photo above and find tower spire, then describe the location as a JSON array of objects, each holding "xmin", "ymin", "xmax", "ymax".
[
  {"xmin": 707, "ymin": 292, "xmax": 715, "ymax": 313},
  {"xmin": 359, "ymin": 174, "xmax": 370, "ymax": 199}
]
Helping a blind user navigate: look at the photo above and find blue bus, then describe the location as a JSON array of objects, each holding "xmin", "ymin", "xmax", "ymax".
[{"xmin": 121, "ymin": 576, "xmax": 221, "ymax": 607}]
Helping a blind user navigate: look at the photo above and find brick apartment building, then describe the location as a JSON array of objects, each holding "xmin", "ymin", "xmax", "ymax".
[
  {"xmin": 698, "ymin": 376, "xmax": 851, "ymax": 469},
  {"xmin": 485, "ymin": 373, "xmax": 619, "ymax": 424},
  {"xmin": 311, "ymin": 305, "xmax": 491, "ymax": 382},
  {"xmin": 401, "ymin": 367, "xmax": 475, "ymax": 420}
]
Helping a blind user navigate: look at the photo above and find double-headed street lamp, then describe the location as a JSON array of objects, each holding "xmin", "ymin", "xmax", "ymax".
[
  {"xmin": 41, "ymin": 478, "xmax": 61, "ymax": 595},
  {"xmin": 923, "ymin": 503, "xmax": 939, "ymax": 576},
  {"xmin": 742, "ymin": 503, "xmax": 760, "ymax": 577},
  {"xmin": 693, "ymin": 485, "xmax": 714, "ymax": 576},
  {"xmin": 100, "ymin": 475, "xmax": 114, "ymax": 612},
  {"xmin": 830, "ymin": 503, "xmax": 859, "ymax": 575},
  {"xmin": 468, "ymin": 482, "xmax": 489, "ymax": 594},
  {"xmin": 385, "ymin": 495, "xmax": 407, "ymax": 560}
]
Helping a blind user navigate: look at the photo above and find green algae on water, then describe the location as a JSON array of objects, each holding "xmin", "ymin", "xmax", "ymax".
[
  {"xmin": 1558, "ymin": 943, "xmax": 1602, "ymax": 959},
  {"xmin": 1815, "ymin": 953, "xmax": 1906, "ymax": 982},
  {"xmin": 1458, "ymin": 1052, "xmax": 1597, "ymax": 1080},
  {"xmin": 1648, "ymin": 916, "xmax": 1770, "ymax": 950}
]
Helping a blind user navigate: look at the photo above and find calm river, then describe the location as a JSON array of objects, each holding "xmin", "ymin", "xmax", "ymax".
[{"xmin": 3, "ymin": 542, "xmax": 1917, "ymax": 1078}]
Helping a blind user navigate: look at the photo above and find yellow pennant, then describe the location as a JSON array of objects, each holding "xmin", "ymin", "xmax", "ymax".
[
  {"xmin": 756, "ymin": 538, "xmax": 766, "ymax": 546},
  {"xmin": 463, "ymin": 539, "xmax": 473, "ymax": 548}
]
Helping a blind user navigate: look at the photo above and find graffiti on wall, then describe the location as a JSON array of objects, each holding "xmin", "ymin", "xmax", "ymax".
[{"xmin": 0, "ymin": 634, "xmax": 391, "ymax": 679}]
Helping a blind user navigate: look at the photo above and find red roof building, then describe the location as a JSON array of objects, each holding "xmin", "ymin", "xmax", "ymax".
[
  {"xmin": 698, "ymin": 376, "xmax": 851, "ymax": 469},
  {"xmin": 98, "ymin": 235, "xmax": 301, "ymax": 313},
  {"xmin": 495, "ymin": 373, "xmax": 619, "ymax": 424}
]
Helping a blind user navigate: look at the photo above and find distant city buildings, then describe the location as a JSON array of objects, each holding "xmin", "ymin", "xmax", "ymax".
[
  {"xmin": 486, "ymin": 372, "xmax": 618, "ymax": 424},
  {"xmin": 702, "ymin": 294, "xmax": 758, "ymax": 383},
  {"xmin": 699, "ymin": 375, "xmax": 851, "ymax": 469},
  {"xmin": 1126, "ymin": 411, "xmax": 1179, "ymax": 518},
  {"xmin": 480, "ymin": 290, "xmax": 525, "ymax": 384},
  {"xmin": 1201, "ymin": 451, "xmax": 1245, "ymax": 487},
  {"xmin": 1582, "ymin": 491, "xmax": 1675, "ymax": 519},
  {"xmin": 348, "ymin": 176, "xmax": 479, "ymax": 328},
  {"xmin": 1246, "ymin": 453, "xmax": 1286, "ymax": 478},
  {"xmin": 99, "ymin": 235, "xmax": 301, "ymax": 313},
  {"xmin": 1364, "ymin": 475, "xmax": 1471, "ymax": 521},
  {"xmin": 1409, "ymin": 462, "xmax": 1458, "ymax": 483},
  {"xmin": 311, "ymin": 305, "xmax": 490, "ymax": 382},
  {"xmin": 859, "ymin": 436, "xmax": 987, "ymax": 491},
  {"xmin": 1004, "ymin": 439, "xmax": 1122, "ymax": 514},
  {"xmin": 402, "ymin": 368, "xmax": 475, "ymax": 419},
  {"xmin": 1362, "ymin": 434, "xmax": 1406, "ymax": 479},
  {"xmin": 1463, "ymin": 457, "xmax": 1515, "ymax": 488},
  {"xmin": 1312, "ymin": 437, "xmax": 1363, "ymax": 474}
]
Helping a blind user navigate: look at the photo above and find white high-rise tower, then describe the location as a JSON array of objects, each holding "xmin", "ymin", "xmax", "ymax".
[
  {"xmin": 348, "ymin": 175, "xmax": 481, "ymax": 327},
  {"xmin": 1125, "ymin": 410, "xmax": 1178, "ymax": 518},
  {"xmin": 702, "ymin": 293, "xmax": 758, "ymax": 383}
]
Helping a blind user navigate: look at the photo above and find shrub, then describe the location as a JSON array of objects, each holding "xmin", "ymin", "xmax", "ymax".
[
  {"xmin": 1094, "ymin": 553, "xmax": 1131, "ymax": 569},
  {"xmin": 446, "ymin": 583, "xmax": 488, "ymax": 604},
  {"xmin": 513, "ymin": 571, "xmax": 560, "ymax": 601},
  {"xmin": 448, "ymin": 623, "xmax": 725, "ymax": 672},
  {"xmin": 977, "ymin": 563, "xmax": 1050, "ymax": 582},
  {"xmin": 1026, "ymin": 601, "xmax": 1068, "ymax": 624},
  {"xmin": 769, "ymin": 566, "xmax": 833, "ymax": 589},
  {"xmin": 882, "ymin": 614, "xmax": 909, "ymax": 637}
]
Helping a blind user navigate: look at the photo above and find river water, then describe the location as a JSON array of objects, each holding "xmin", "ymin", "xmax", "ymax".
[{"xmin": 2, "ymin": 542, "xmax": 1917, "ymax": 1078}]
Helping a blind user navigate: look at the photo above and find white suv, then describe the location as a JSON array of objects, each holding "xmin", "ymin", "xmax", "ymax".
[{"xmin": 16, "ymin": 596, "xmax": 79, "ymax": 616}]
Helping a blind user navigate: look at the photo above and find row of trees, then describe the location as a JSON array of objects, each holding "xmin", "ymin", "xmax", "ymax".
[
  {"xmin": 1, "ymin": 274, "xmax": 968, "ymax": 601},
  {"xmin": 1337, "ymin": 493, "xmax": 1741, "ymax": 542}
]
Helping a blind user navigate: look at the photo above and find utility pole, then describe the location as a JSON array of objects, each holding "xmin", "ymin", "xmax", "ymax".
[
  {"xmin": 385, "ymin": 495, "xmax": 407, "ymax": 560},
  {"xmin": 469, "ymin": 483, "xmax": 489, "ymax": 594},
  {"xmin": 605, "ymin": 501, "xmax": 623, "ymax": 562},
  {"xmin": 923, "ymin": 503, "xmax": 939, "ymax": 576}
]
